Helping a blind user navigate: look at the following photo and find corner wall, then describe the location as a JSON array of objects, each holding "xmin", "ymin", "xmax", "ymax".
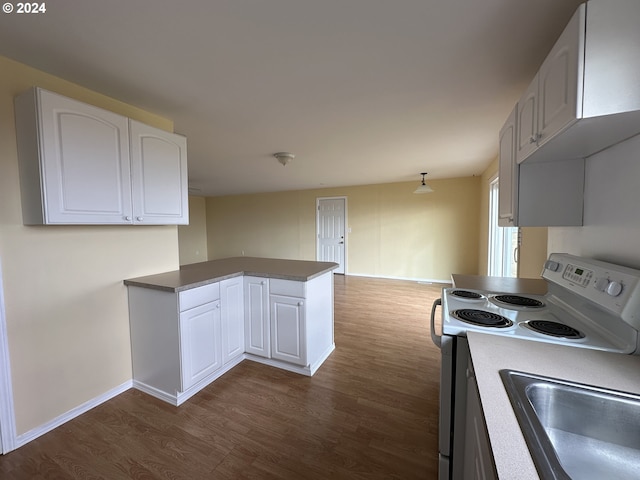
[
  {"xmin": 178, "ymin": 196, "xmax": 208, "ymax": 265},
  {"xmin": 0, "ymin": 56, "xmax": 180, "ymax": 436}
]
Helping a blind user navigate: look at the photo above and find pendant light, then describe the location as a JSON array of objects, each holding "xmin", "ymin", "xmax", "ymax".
[{"xmin": 414, "ymin": 172, "xmax": 434, "ymax": 194}]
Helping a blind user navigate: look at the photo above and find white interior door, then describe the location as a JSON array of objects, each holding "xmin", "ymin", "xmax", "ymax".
[{"xmin": 316, "ymin": 197, "xmax": 346, "ymax": 274}]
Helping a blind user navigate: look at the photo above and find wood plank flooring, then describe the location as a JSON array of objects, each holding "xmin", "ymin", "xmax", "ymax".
[{"xmin": 0, "ymin": 275, "xmax": 446, "ymax": 479}]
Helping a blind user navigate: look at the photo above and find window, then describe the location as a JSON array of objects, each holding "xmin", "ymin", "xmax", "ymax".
[{"xmin": 488, "ymin": 176, "xmax": 519, "ymax": 277}]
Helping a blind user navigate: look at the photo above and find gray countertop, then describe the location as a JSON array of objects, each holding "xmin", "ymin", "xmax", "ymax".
[
  {"xmin": 124, "ymin": 257, "xmax": 339, "ymax": 292},
  {"xmin": 468, "ymin": 332, "xmax": 640, "ymax": 479},
  {"xmin": 451, "ymin": 274, "xmax": 547, "ymax": 295}
]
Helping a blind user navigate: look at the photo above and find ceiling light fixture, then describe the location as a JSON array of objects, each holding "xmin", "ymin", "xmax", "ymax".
[
  {"xmin": 274, "ymin": 152, "xmax": 295, "ymax": 166},
  {"xmin": 414, "ymin": 172, "xmax": 434, "ymax": 194}
]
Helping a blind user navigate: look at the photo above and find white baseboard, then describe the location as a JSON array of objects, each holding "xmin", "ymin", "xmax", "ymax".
[
  {"xmin": 309, "ymin": 343, "xmax": 335, "ymax": 375},
  {"xmin": 14, "ymin": 380, "xmax": 133, "ymax": 450},
  {"xmin": 133, "ymin": 354, "xmax": 245, "ymax": 406},
  {"xmin": 7, "ymin": 344, "xmax": 335, "ymax": 451},
  {"xmin": 245, "ymin": 354, "xmax": 313, "ymax": 376}
]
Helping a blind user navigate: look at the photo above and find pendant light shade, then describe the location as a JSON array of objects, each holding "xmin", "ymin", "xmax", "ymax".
[{"xmin": 414, "ymin": 172, "xmax": 434, "ymax": 194}]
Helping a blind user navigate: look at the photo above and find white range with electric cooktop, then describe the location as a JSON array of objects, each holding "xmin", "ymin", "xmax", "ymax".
[{"xmin": 430, "ymin": 253, "xmax": 640, "ymax": 480}]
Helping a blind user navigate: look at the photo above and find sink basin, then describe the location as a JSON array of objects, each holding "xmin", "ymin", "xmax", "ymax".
[{"xmin": 500, "ymin": 370, "xmax": 640, "ymax": 479}]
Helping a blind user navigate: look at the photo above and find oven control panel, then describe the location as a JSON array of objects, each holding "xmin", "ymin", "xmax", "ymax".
[
  {"xmin": 562, "ymin": 264, "xmax": 593, "ymax": 287},
  {"xmin": 543, "ymin": 253, "xmax": 640, "ymax": 328}
]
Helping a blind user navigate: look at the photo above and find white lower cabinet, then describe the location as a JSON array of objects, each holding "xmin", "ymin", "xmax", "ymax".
[
  {"xmin": 179, "ymin": 300, "xmax": 222, "ymax": 391},
  {"xmin": 128, "ymin": 282, "xmax": 228, "ymax": 406},
  {"xmin": 270, "ymin": 294, "xmax": 306, "ymax": 366},
  {"xmin": 220, "ymin": 276, "xmax": 245, "ymax": 364},
  {"xmin": 127, "ymin": 270, "xmax": 335, "ymax": 405},
  {"xmin": 464, "ymin": 358, "xmax": 498, "ymax": 480},
  {"xmin": 244, "ymin": 276, "xmax": 270, "ymax": 357},
  {"xmin": 266, "ymin": 275, "xmax": 335, "ymax": 374}
]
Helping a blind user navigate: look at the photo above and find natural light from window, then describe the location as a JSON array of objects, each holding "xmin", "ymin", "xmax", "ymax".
[{"xmin": 488, "ymin": 176, "xmax": 518, "ymax": 277}]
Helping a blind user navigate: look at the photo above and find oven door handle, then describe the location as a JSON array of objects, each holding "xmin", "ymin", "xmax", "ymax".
[{"xmin": 430, "ymin": 298, "xmax": 442, "ymax": 348}]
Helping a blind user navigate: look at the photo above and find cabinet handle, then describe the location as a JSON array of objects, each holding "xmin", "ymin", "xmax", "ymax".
[
  {"xmin": 261, "ymin": 281, "xmax": 266, "ymax": 285},
  {"xmin": 529, "ymin": 133, "xmax": 542, "ymax": 144},
  {"xmin": 136, "ymin": 216, "xmax": 143, "ymax": 222},
  {"xmin": 297, "ymin": 301, "xmax": 304, "ymax": 307},
  {"xmin": 124, "ymin": 216, "xmax": 132, "ymax": 221}
]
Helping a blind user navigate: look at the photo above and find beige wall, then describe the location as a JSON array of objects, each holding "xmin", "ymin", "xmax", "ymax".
[
  {"xmin": 206, "ymin": 177, "xmax": 481, "ymax": 282},
  {"xmin": 0, "ymin": 56, "xmax": 180, "ymax": 435},
  {"xmin": 477, "ymin": 157, "xmax": 548, "ymax": 277},
  {"xmin": 178, "ymin": 196, "xmax": 208, "ymax": 265}
]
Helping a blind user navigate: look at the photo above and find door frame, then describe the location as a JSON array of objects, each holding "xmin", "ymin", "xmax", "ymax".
[
  {"xmin": 0, "ymin": 258, "xmax": 16, "ymax": 454},
  {"xmin": 316, "ymin": 196, "xmax": 348, "ymax": 274}
]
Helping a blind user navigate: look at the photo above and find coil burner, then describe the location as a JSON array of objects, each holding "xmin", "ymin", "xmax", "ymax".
[
  {"xmin": 451, "ymin": 309, "xmax": 513, "ymax": 328},
  {"xmin": 524, "ymin": 320, "xmax": 584, "ymax": 339},
  {"xmin": 450, "ymin": 290, "xmax": 484, "ymax": 300},
  {"xmin": 492, "ymin": 295, "xmax": 545, "ymax": 308}
]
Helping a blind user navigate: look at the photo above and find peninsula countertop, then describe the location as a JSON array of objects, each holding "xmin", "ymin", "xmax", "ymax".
[
  {"xmin": 124, "ymin": 257, "xmax": 339, "ymax": 292},
  {"xmin": 468, "ymin": 332, "xmax": 640, "ymax": 479}
]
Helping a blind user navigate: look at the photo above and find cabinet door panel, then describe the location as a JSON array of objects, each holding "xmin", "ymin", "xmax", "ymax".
[
  {"xmin": 515, "ymin": 76, "xmax": 539, "ymax": 164},
  {"xmin": 270, "ymin": 295, "xmax": 306, "ymax": 366},
  {"xmin": 221, "ymin": 277, "xmax": 245, "ymax": 364},
  {"xmin": 38, "ymin": 90, "xmax": 132, "ymax": 223},
  {"xmin": 537, "ymin": 5, "xmax": 583, "ymax": 146},
  {"xmin": 498, "ymin": 105, "xmax": 518, "ymax": 226},
  {"xmin": 130, "ymin": 120, "xmax": 188, "ymax": 224},
  {"xmin": 244, "ymin": 277, "xmax": 270, "ymax": 357},
  {"xmin": 180, "ymin": 302, "xmax": 221, "ymax": 391}
]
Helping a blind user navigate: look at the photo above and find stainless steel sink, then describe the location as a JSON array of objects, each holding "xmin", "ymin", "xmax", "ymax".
[{"xmin": 500, "ymin": 370, "xmax": 640, "ymax": 479}]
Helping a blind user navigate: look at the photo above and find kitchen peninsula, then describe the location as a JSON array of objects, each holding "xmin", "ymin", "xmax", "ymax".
[{"xmin": 124, "ymin": 257, "xmax": 338, "ymax": 405}]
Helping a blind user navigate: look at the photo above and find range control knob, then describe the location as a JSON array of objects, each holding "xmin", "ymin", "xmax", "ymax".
[
  {"xmin": 594, "ymin": 277, "xmax": 609, "ymax": 292},
  {"xmin": 606, "ymin": 281, "xmax": 623, "ymax": 297},
  {"xmin": 545, "ymin": 260, "xmax": 560, "ymax": 272}
]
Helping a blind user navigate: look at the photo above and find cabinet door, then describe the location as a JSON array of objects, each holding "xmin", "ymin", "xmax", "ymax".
[
  {"xmin": 221, "ymin": 277, "xmax": 245, "ymax": 364},
  {"xmin": 498, "ymin": 105, "xmax": 518, "ymax": 227},
  {"xmin": 29, "ymin": 88, "xmax": 133, "ymax": 224},
  {"xmin": 515, "ymin": 75, "xmax": 539, "ymax": 164},
  {"xmin": 464, "ymin": 365, "xmax": 498, "ymax": 479},
  {"xmin": 244, "ymin": 276, "xmax": 270, "ymax": 357},
  {"xmin": 129, "ymin": 120, "xmax": 188, "ymax": 225},
  {"xmin": 180, "ymin": 301, "xmax": 222, "ymax": 391},
  {"xmin": 537, "ymin": 5, "xmax": 584, "ymax": 147},
  {"xmin": 270, "ymin": 295, "xmax": 306, "ymax": 366}
]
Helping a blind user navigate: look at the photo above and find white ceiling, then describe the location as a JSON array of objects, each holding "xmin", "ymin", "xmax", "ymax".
[{"xmin": 0, "ymin": 0, "xmax": 583, "ymax": 196}]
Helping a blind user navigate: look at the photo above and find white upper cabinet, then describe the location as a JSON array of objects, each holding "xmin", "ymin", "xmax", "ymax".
[
  {"xmin": 498, "ymin": 105, "xmax": 518, "ymax": 227},
  {"xmin": 14, "ymin": 87, "xmax": 188, "ymax": 225},
  {"xmin": 130, "ymin": 120, "xmax": 188, "ymax": 225},
  {"xmin": 501, "ymin": 102, "xmax": 584, "ymax": 227},
  {"xmin": 516, "ymin": 1, "xmax": 640, "ymax": 164},
  {"xmin": 15, "ymin": 88, "xmax": 133, "ymax": 224},
  {"xmin": 515, "ymin": 77, "xmax": 538, "ymax": 163}
]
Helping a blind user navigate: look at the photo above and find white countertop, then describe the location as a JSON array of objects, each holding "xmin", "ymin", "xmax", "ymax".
[{"xmin": 468, "ymin": 331, "xmax": 640, "ymax": 479}]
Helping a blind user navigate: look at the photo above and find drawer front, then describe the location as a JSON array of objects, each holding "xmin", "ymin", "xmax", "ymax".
[
  {"xmin": 179, "ymin": 282, "xmax": 220, "ymax": 311},
  {"xmin": 269, "ymin": 278, "xmax": 305, "ymax": 298}
]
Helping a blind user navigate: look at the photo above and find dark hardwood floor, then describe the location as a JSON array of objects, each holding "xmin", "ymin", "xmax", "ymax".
[{"xmin": 0, "ymin": 275, "xmax": 445, "ymax": 479}]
